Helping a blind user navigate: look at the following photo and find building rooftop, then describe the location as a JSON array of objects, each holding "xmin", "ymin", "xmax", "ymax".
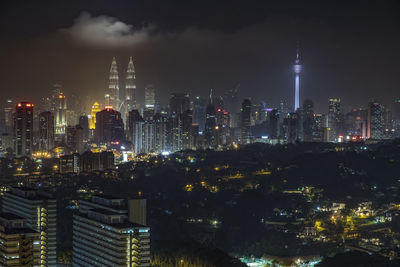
[
  {"xmin": 75, "ymin": 212, "xmax": 148, "ymax": 229},
  {"xmin": 7, "ymin": 187, "xmax": 55, "ymax": 200}
]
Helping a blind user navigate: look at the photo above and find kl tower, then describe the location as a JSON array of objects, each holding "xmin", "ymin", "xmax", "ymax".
[{"xmin": 293, "ymin": 44, "xmax": 302, "ymax": 111}]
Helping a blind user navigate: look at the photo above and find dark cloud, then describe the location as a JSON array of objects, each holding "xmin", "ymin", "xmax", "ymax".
[{"xmin": 61, "ymin": 12, "xmax": 156, "ymax": 48}]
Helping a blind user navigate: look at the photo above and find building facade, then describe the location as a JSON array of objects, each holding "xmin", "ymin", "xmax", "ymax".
[
  {"xmin": 2, "ymin": 187, "xmax": 57, "ymax": 266},
  {"xmin": 14, "ymin": 102, "xmax": 34, "ymax": 157},
  {"xmin": 72, "ymin": 195, "xmax": 150, "ymax": 267},
  {"xmin": 95, "ymin": 107, "xmax": 125, "ymax": 144},
  {"xmin": 39, "ymin": 111, "xmax": 55, "ymax": 151}
]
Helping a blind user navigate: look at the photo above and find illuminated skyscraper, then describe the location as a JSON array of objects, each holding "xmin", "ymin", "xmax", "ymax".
[
  {"xmin": 328, "ymin": 98, "xmax": 341, "ymax": 142},
  {"xmin": 105, "ymin": 57, "xmax": 120, "ymax": 110},
  {"xmin": 144, "ymin": 85, "xmax": 155, "ymax": 109},
  {"xmin": 313, "ymin": 113, "xmax": 328, "ymax": 142},
  {"xmin": 143, "ymin": 84, "xmax": 155, "ymax": 120},
  {"xmin": 127, "ymin": 110, "xmax": 144, "ymax": 154},
  {"xmin": 3, "ymin": 99, "xmax": 14, "ymax": 134},
  {"xmin": 125, "ymin": 56, "xmax": 137, "ymax": 115},
  {"xmin": 13, "ymin": 102, "xmax": 34, "ymax": 157},
  {"xmin": 293, "ymin": 45, "xmax": 302, "ymax": 111},
  {"xmin": 181, "ymin": 109, "xmax": 193, "ymax": 150},
  {"xmin": 367, "ymin": 100, "xmax": 383, "ymax": 139},
  {"xmin": 55, "ymin": 92, "xmax": 67, "ymax": 138},
  {"xmin": 193, "ymin": 96, "xmax": 206, "ymax": 132},
  {"xmin": 240, "ymin": 99, "xmax": 252, "ymax": 144},
  {"xmin": 204, "ymin": 90, "xmax": 217, "ymax": 148},
  {"xmin": 89, "ymin": 102, "xmax": 101, "ymax": 130}
]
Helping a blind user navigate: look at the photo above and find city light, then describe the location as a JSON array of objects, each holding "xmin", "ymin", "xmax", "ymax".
[{"xmin": 3, "ymin": 3, "xmax": 400, "ymax": 266}]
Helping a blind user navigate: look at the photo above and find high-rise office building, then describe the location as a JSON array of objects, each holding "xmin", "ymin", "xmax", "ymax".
[
  {"xmin": 367, "ymin": 100, "xmax": 384, "ymax": 139},
  {"xmin": 344, "ymin": 109, "xmax": 366, "ymax": 137},
  {"xmin": 89, "ymin": 102, "xmax": 101, "ymax": 130},
  {"xmin": 2, "ymin": 187, "xmax": 57, "ymax": 266},
  {"xmin": 0, "ymin": 213, "xmax": 40, "ymax": 266},
  {"xmin": 66, "ymin": 109, "xmax": 77, "ymax": 127},
  {"xmin": 252, "ymin": 103, "xmax": 266, "ymax": 125},
  {"xmin": 13, "ymin": 102, "xmax": 34, "ymax": 157},
  {"xmin": 39, "ymin": 111, "xmax": 54, "ymax": 151},
  {"xmin": 166, "ymin": 93, "xmax": 191, "ymax": 151},
  {"xmin": 125, "ymin": 57, "xmax": 137, "ymax": 119},
  {"xmin": 279, "ymin": 99, "xmax": 289, "ymax": 122},
  {"xmin": 392, "ymin": 99, "xmax": 400, "ymax": 137},
  {"xmin": 153, "ymin": 113, "xmax": 167, "ymax": 153},
  {"xmin": 144, "ymin": 84, "xmax": 155, "ymax": 111},
  {"xmin": 240, "ymin": 99, "xmax": 252, "ymax": 144},
  {"xmin": 72, "ymin": 195, "xmax": 150, "ymax": 267},
  {"xmin": 302, "ymin": 99, "xmax": 314, "ymax": 142},
  {"xmin": 382, "ymin": 107, "xmax": 394, "ymax": 139},
  {"xmin": 269, "ymin": 109, "xmax": 280, "ymax": 139},
  {"xmin": 128, "ymin": 110, "xmax": 144, "ymax": 154},
  {"xmin": 328, "ymin": 98, "xmax": 341, "ymax": 142},
  {"xmin": 68, "ymin": 94, "xmax": 84, "ymax": 120},
  {"xmin": 215, "ymin": 107, "xmax": 230, "ymax": 146},
  {"xmin": 224, "ymin": 86, "xmax": 239, "ymax": 128},
  {"xmin": 166, "ymin": 114, "xmax": 182, "ymax": 152},
  {"xmin": 105, "ymin": 57, "xmax": 120, "ymax": 110},
  {"xmin": 3, "ymin": 99, "xmax": 14, "ymax": 134},
  {"xmin": 193, "ymin": 96, "xmax": 206, "ymax": 132},
  {"xmin": 79, "ymin": 115, "xmax": 89, "ymax": 141},
  {"xmin": 283, "ymin": 112, "xmax": 299, "ymax": 143},
  {"xmin": 313, "ymin": 113, "xmax": 328, "ymax": 142},
  {"xmin": 293, "ymin": 45, "xmax": 302, "ymax": 111},
  {"xmin": 95, "ymin": 107, "xmax": 125, "ymax": 144},
  {"xmin": 141, "ymin": 122, "xmax": 155, "ymax": 153},
  {"xmin": 181, "ymin": 109, "xmax": 193, "ymax": 150},
  {"xmin": 55, "ymin": 92, "xmax": 67, "ymax": 138},
  {"xmin": 66, "ymin": 125, "xmax": 84, "ymax": 154},
  {"xmin": 169, "ymin": 93, "xmax": 190, "ymax": 116},
  {"xmin": 204, "ymin": 101, "xmax": 216, "ymax": 148},
  {"xmin": 144, "ymin": 85, "xmax": 155, "ymax": 120}
]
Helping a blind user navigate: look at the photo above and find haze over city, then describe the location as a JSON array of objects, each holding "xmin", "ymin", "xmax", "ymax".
[
  {"xmin": 2, "ymin": 0, "xmax": 400, "ymax": 112},
  {"xmin": 3, "ymin": 1, "xmax": 400, "ymax": 267}
]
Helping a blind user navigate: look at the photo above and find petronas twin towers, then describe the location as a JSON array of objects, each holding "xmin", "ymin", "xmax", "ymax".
[{"xmin": 105, "ymin": 56, "xmax": 136, "ymax": 119}]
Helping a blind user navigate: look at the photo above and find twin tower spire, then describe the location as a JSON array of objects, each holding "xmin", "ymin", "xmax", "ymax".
[{"xmin": 105, "ymin": 56, "xmax": 136, "ymax": 118}]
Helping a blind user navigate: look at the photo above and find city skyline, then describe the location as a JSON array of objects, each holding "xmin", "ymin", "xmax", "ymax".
[
  {"xmin": 3, "ymin": 2, "xmax": 400, "ymax": 266},
  {"xmin": 2, "ymin": 1, "xmax": 400, "ymax": 112}
]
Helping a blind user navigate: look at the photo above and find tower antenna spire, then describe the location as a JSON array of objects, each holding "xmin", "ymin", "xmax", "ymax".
[{"xmin": 293, "ymin": 42, "xmax": 302, "ymax": 111}]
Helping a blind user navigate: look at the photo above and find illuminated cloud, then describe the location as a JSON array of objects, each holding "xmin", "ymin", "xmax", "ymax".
[{"xmin": 61, "ymin": 12, "xmax": 155, "ymax": 48}]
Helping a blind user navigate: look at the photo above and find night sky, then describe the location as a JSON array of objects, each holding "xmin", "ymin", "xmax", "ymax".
[{"xmin": 1, "ymin": 0, "xmax": 400, "ymax": 113}]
